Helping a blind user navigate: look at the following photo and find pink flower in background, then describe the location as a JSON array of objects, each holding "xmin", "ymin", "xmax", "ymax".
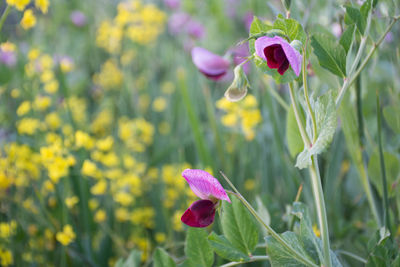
[
  {"xmin": 0, "ymin": 50, "xmax": 16, "ymax": 67},
  {"xmin": 243, "ymin": 12, "xmax": 254, "ymax": 32},
  {"xmin": 232, "ymin": 43, "xmax": 250, "ymax": 74},
  {"xmin": 186, "ymin": 20, "xmax": 205, "ymax": 39},
  {"xmin": 168, "ymin": 12, "xmax": 191, "ymax": 35},
  {"xmin": 191, "ymin": 47, "xmax": 230, "ymax": 81},
  {"xmin": 255, "ymin": 36, "xmax": 302, "ymax": 76},
  {"xmin": 70, "ymin": 11, "xmax": 87, "ymax": 27},
  {"xmin": 181, "ymin": 169, "xmax": 230, "ymax": 227}
]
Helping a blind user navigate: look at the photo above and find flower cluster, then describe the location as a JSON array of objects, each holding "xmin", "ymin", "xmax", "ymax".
[
  {"xmin": 6, "ymin": 0, "xmax": 49, "ymax": 30},
  {"xmin": 216, "ymin": 94, "xmax": 262, "ymax": 141}
]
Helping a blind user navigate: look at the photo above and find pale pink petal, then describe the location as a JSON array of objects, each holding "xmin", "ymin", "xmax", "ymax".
[
  {"xmin": 191, "ymin": 47, "xmax": 230, "ymax": 80},
  {"xmin": 182, "ymin": 169, "xmax": 231, "ymax": 202}
]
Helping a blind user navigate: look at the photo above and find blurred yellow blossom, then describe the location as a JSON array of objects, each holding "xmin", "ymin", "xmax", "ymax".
[
  {"xmin": 35, "ymin": 0, "xmax": 49, "ymax": 14},
  {"xmin": 91, "ymin": 180, "xmax": 107, "ymax": 195},
  {"xmin": 7, "ymin": 0, "xmax": 30, "ymax": 11},
  {"xmin": 0, "ymin": 248, "xmax": 13, "ymax": 267},
  {"xmin": 34, "ymin": 96, "xmax": 51, "ymax": 111},
  {"xmin": 152, "ymin": 97, "xmax": 167, "ymax": 112},
  {"xmin": 17, "ymin": 101, "xmax": 31, "ymax": 116},
  {"xmin": 56, "ymin": 225, "xmax": 76, "ymax": 246},
  {"xmin": 17, "ymin": 118, "xmax": 40, "ymax": 135},
  {"xmin": 21, "ymin": 9, "xmax": 37, "ymax": 30},
  {"xmin": 94, "ymin": 210, "xmax": 107, "ymax": 223},
  {"xmin": 65, "ymin": 196, "xmax": 79, "ymax": 208},
  {"xmin": 93, "ymin": 60, "xmax": 123, "ymax": 90}
]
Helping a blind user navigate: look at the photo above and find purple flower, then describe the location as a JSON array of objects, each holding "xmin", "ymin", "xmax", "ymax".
[
  {"xmin": 164, "ymin": 0, "xmax": 180, "ymax": 9},
  {"xmin": 0, "ymin": 51, "xmax": 16, "ymax": 67},
  {"xmin": 168, "ymin": 12, "xmax": 191, "ymax": 35},
  {"xmin": 191, "ymin": 47, "xmax": 230, "ymax": 81},
  {"xmin": 243, "ymin": 12, "xmax": 254, "ymax": 32},
  {"xmin": 232, "ymin": 43, "xmax": 250, "ymax": 74},
  {"xmin": 186, "ymin": 20, "xmax": 205, "ymax": 39},
  {"xmin": 70, "ymin": 11, "xmax": 87, "ymax": 27},
  {"xmin": 181, "ymin": 169, "xmax": 230, "ymax": 228},
  {"xmin": 255, "ymin": 36, "xmax": 302, "ymax": 76}
]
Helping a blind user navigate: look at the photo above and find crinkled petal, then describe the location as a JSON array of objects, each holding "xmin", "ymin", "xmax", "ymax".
[
  {"xmin": 182, "ymin": 169, "xmax": 231, "ymax": 202},
  {"xmin": 191, "ymin": 47, "xmax": 230, "ymax": 81},
  {"xmin": 181, "ymin": 199, "xmax": 216, "ymax": 227},
  {"xmin": 255, "ymin": 36, "xmax": 302, "ymax": 76}
]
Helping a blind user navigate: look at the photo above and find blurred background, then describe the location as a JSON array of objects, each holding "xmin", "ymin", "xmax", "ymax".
[{"xmin": 0, "ymin": 0, "xmax": 399, "ymax": 266}]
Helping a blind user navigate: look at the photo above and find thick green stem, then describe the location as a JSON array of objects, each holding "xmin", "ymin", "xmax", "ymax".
[
  {"xmin": 221, "ymin": 172, "xmax": 318, "ymax": 267},
  {"xmin": 288, "ymin": 82, "xmax": 332, "ymax": 267},
  {"xmin": 310, "ymin": 156, "xmax": 332, "ymax": 267},
  {"xmin": 336, "ymin": 15, "xmax": 400, "ymax": 107},
  {"xmin": 288, "ymin": 83, "xmax": 310, "ymax": 147}
]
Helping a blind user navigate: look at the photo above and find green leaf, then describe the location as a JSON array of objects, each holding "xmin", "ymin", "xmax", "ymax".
[
  {"xmin": 286, "ymin": 104, "xmax": 304, "ymax": 158},
  {"xmin": 339, "ymin": 24, "xmax": 356, "ymax": 54},
  {"xmin": 208, "ymin": 232, "xmax": 250, "ymax": 262},
  {"xmin": 383, "ymin": 105, "xmax": 400, "ymax": 133},
  {"xmin": 273, "ymin": 14, "xmax": 307, "ymax": 43},
  {"xmin": 345, "ymin": 5, "xmax": 365, "ymax": 34},
  {"xmin": 311, "ymin": 33, "xmax": 347, "ymax": 77},
  {"xmin": 296, "ymin": 91, "xmax": 337, "ymax": 169},
  {"xmin": 185, "ymin": 228, "xmax": 214, "ymax": 267},
  {"xmin": 265, "ymin": 232, "xmax": 310, "ymax": 267},
  {"xmin": 153, "ymin": 248, "xmax": 176, "ymax": 267},
  {"xmin": 221, "ymin": 196, "xmax": 259, "ymax": 255},
  {"xmin": 367, "ymin": 151, "xmax": 400, "ymax": 197},
  {"xmin": 249, "ymin": 16, "xmax": 273, "ymax": 54}
]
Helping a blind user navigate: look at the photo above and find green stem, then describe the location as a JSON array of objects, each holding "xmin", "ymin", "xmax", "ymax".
[
  {"xmin": 302, "ymin": 45, "xmax": 317, "ymax": 143},
  {"xmin": 220, "ymin": 256, "xmax": 270, "ymax": 267},
  {"xmin": 336, "ymin": 15, "xmax": 400, "ymax": 107},
  {"xmin": 288, "ymin": 82, "xmax": 311, "ymax": 147},
  {"xmin": 310, "ymin": 156, "xmax": 332, "ymax": 267},
  {"xmin": 376, "ymin": 92, "xmax": 391, "ymax": 233},
  {"xmin": 221, "ymin": 172, "xmax": 318, "ymax": 267},
  {"xmin": 335, "ymin": 250, "xmax": 367, "ymax": 264},
  {"xmin": 0, "ymin": 5, "xmax": 11, "ymax": 34}
]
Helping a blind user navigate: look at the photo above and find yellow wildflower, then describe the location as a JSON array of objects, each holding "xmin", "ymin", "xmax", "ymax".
[
  {"xmin": 0, "ymin": 248, "xmax": 13, "ymax": 267},
  {"xmin": 91, "ymin": 180, "xmax": 107, "ymax": 195},
  {"xmin": 34, "ymin": 96, "xmax": 51, "ymax": 111},
  {"xmin": 152, "ymin": 97, "xmax": 167, "ymax": 112},
  {"xmin": 7, "ymin": 0, "xmax": 30, "ymax": 11},
  {"xmin": 56, "ymin": 225, "xmax": 76, "ymax": 246},
  {"xmin": 65, "ymin": 196, "xmax": 79, "ymax": 209},
  {"xmin": 21, "ymin": 9, "xmax": 36, "ymax": 30},
  {"xmin": 17, "ymin": 118, "xmax": 40, "ymax": 135},
  {"xmin": 16, "ymin": 101, "xmax": 31, "ymax": 116},
  {"xmin": 94, "ymin": 210, "xmax": 107, "ymax": 223},
  {"xmin": 35, "ymin": 0, "xmax": 49, "ymax": 13}
]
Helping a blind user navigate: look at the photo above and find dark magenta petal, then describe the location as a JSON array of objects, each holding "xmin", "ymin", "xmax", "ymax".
[
  {"xmin": 273, "ymin": 46, "xmax": 286, "ymax": 63},
  {"xmin": 181, "ymin": 199, "xmax": 216, "ymax": 227},
  {"xmin": 264, "ymin": 45, "xmax": 280, "ymax": 69},
  {"xmin": 278, "ymin": 59, "xmax": 290, "ymax": 75}
]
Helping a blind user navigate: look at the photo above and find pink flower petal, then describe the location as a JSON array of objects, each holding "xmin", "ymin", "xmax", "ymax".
[
  {"xmin": 191, "ymin": 47, "xmax": 230, "ymax": 81},
  {"xmin": 255, "ymin": 36, "xmax": 302, "ymax": 76},
  {"xmin": 182, "ymin": 169, "xmax": 231, "ymax": 202},
  {"xmin": 181, "ymin": 199, "xmax": 216, "ymax": 227}
]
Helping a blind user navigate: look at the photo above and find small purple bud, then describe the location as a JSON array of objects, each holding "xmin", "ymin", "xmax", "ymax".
[
  {"xmin": 0, "ymin": 51, "xmax": 16, "ymax": 67},
  {"xmin": 191, "ymin": 47, "xmax": 230, "ymax": 81},
  {"xmin": 70, "ymin": 11, "xmax": 87, "ymax": 27},
  {"xmin": 186, "ymin": 20, "xmax": 205, "ymax": 39},
  {"xmin": 332, "ymin": 23, "xmax": 342, "ymax": 38}
]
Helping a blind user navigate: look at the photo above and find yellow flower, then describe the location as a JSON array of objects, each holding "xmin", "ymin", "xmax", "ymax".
[
  {"xmin": 312, "ymin": 224, "xmax": 321, "ymax": 238},
  {"xmin": 16, "ymin": 101, "xmax": 31, "ymax": 116},
  {"xmin": 94, "ymin": 209, "xmax": 107, "ymax": 223},
  {"xmin": 35, "ymin": 0, "xmax": 49, "ymax": 13},
  {"xmin": 11, "ymin": 88, "xmax": 20, "ymax": 98},
  {"xmin": 96, "ymin": 136, "xmax": 114, "ymax": 151},
  {"xmin": 44, "ymin": 80, "xmax": 59, "ymax": 94},
  {"xmin": 81, "ymin": 160, "xmax": 100, "ymax": 178},
  {"xmin": 0, "ymin": 248, "xmax": 13, "ymax": 267},
  {"xmin": 93, "ymin": 60, "xmax": 123, "ymax": 90},
  {"xmin": 21, "ymin": 9, "xmax": 36, "ymax": 30},
  {"xmin": 91, "ymin": 180, "xmax": 107, "ymax": 195},
  {"xmin": 17, "ymin": 118, "xmax": 40, "ymax": 135},
  {"xmin": 40, "ymin": 69, "xmax": 54, "ymax": 83},
  {"xmin": 0, "ymin": 42, "xmax": 16, "ymax": 52},
  {"xmin": 155, "ymin": 232, "xmax": 166, "ymax": 243},
  {"xmin": 60, "ymin": 57, "xmax": 74, "ymax": 72},
  {"xmin": 115, "ymin": 191, "xmax": 133, "ymax": 206},
  {"xmin": 75, "ymin": 131, "xmax": 94, "ymax": 150},
  {"xmin": 244, "ymin": 179, "xmax": 256, "ymax": 191},
  {"xmin": 56, "ymin": 225, "xmax": 76, "ymax": 246},
  {"xmin": 45, "ymin": 112, "xmax": 61, "ymax": 130},
  {"xmin": 28, "ymin": 48, "xmax": 40, "ymax": 60},
  {"xmin": 115, "ymin": 208, "xmax": 130, "ymax": 222},
  {"xmin": 65, "ymin": 196, "xmax": 79, "ymax": 209},
  {"xmin": 7, "ymin": 0, "xmax": 30, "ymax": 11},
  {"xmin": 34, "ymin": 96, "xmax": 51, "ymax": 111},
  {"xmin": 152, "ymin": 97, "xmax": 167, "ymax": 112}
]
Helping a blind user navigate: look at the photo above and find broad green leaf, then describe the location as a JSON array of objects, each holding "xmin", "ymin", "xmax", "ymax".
[
  {"xmin": 339, "ymin": 24, "xmax": 356, "ymax": 54},
  {"xmin": 185, "ymin": 228, "xmax": 214, "ymax": 267},
  {"xmin": 273, "ymin": 14, "xmax": 307, "ymax": 43},
  {"xmin": 366, "ymin": 228, "xmax": 398, "ymax": 267},
  {"xmin": 286, "ymin": 104, "xmax": 304, "ymax": 158},
  {"xmin": 383, "ymin": 106, "xmax": 400, "ymax": 133},
  {"xmin": 255, "ymin": 196, "xmax": 271, "ymax": 236},
  {"xmin": 153, "ymin": 248, "xmax": 176, "ymax": 267},
  {"xmin": 208, "ymin": 232, "xmax": 250, "ymax": 262},
  {"xmin": 221, "ymin": 196, "xmax": 259, "ymax": 255},
  {"xmin": 367, "ymin": 151, "xmax": 400, "ymax": 197},
  {"xmin": 345, "ymin": 5, "xmax": 365, "ymax": 34},
  {"xmin": 360, "ymin": 0, "xmax": 372, "ymax": 21},
  {"xmin": 311, "ymin": 34, "xmax": 347, "ymax": 77},
  {"xmin": 265, "ymin": 231, "xmax": 311, "ymax": 267},
  {"xmin": 296, "ymin": 91, "xmax": 337, "ymax": 169},
  {"xmin": 249, "ymin": 16, "xmax": 273, "ymax": 54}
]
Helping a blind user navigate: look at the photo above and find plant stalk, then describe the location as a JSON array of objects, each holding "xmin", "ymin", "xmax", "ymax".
[
  {"xmin": 0, "ymin": 5, "xmax": 11, "ymax": 34},
  {"xmin": 220, "ymin": 256, "xmax": 270, "ymax": 267}
]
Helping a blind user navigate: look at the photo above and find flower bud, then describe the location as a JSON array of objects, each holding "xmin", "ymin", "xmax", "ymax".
[{"xmin": 224, "ymin": 64, "xmax": 249, "ymax": 102}]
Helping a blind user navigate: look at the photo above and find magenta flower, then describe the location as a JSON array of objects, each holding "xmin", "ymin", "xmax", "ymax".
[
  {"xmin": 255, "ymin": 36, "xmax": 302, "ymax": 76},
  {"xmin": 191, "ymin": 47, "xmax": 230, "ymax": 81},
  {"xmin": 181, "ymin": 169, "xmax": 230, "ymax": 227},
  {"xmin": 70, "ymin": 11, "xmax": 87, "ymax": 27}
]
